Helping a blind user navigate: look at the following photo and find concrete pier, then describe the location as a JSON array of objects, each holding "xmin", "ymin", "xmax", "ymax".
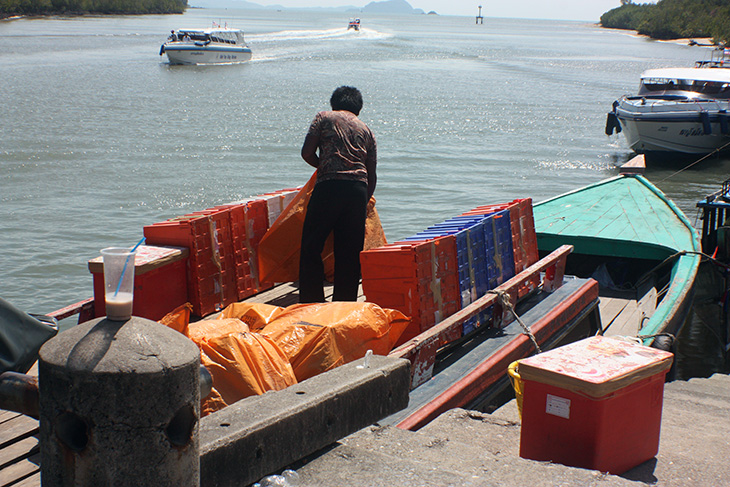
[{"xmin": 286, "ymin": 373, "xmax": 730, "ymax": 486}]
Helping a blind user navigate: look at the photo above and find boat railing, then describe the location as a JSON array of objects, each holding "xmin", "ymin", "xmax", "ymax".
[{"xmin": 389, "ymin": 244, "xmax": 573, "ymax": 390}]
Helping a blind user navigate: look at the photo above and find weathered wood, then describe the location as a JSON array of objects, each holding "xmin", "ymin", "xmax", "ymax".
[
  {"xmin": 390, "ymin": 245, "xmax": 573, "ymax": 389},
  {"xmin": 619, "ymin": 154, "xmax": 646, "ymax": 175},
  {"xmin": 0, "ymin": 436, "xmax": 38, "ymax": 471},
  {"xmin": 0, "ymin": 415, "xmax": 37, "ymax": 449},
  {"xmin": 598, "ymin": 296, "xmax": 631, "ymax": 331},
  {"xmin": 0, "ymin": 453, "xmax": 40, "ymax": 487}
]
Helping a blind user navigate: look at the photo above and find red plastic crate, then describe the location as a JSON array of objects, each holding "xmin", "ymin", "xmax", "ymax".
[
  {"xmin": 360, "ymin": 236, "xmax": 460, "ymax": 344},
  {"xmin": 144, "ymin": 209, "xmax": 239, "ymax": 317},
  {"xmin": 517, "ymin": 336, "xmax": 673, "ymax": 474}
]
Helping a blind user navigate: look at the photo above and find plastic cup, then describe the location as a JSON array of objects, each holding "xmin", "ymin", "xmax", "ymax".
[{"xmin": 101, "ymin": 247, "xmax": 137, "ymax": 321}]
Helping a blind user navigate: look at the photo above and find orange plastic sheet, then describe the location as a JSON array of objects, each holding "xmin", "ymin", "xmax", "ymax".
[
  {"xmin": 260, "ymin": 302, "xmax": 410, "ymax": 382},
  {"xmin": 257, "ymin": 172, "xmax": 387, "ymax": 283},
  {"xmin": 159, "ymin": 300, "xmax": 408, "ymax": 415},
  {"xmin": 159, "ymin": 305, "xmax": 296, "ymax": 416},
  {"xmin": 210, "ymin": 302, "xmax": 283, "ymax": 332}
]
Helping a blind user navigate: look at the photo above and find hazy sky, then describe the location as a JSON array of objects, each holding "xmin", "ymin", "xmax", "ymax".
[{"xmin": 266, "ymin": 1, "xmax": 658, "ymax": 22}]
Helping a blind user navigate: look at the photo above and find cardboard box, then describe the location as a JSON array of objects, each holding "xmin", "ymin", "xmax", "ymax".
[{"xmin": 517, "ymin": 336, "xmax": 673, "ymax": 474}]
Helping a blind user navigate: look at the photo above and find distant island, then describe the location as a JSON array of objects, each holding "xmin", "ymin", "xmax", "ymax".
[
  {"xmin": 1, "ymin": 0, "xmax": 428, "ymax": 20},
  {"xmin": 600, "ymin": 0, "xmax": 730, "ymax": 45}
]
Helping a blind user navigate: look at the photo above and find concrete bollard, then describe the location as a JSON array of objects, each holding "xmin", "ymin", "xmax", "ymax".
[{"xmin": 38, "ymin": 316, "xmax": 201, "ymax": 487}]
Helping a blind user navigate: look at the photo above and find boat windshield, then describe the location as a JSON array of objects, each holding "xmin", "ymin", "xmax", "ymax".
[
  {"xmin": 174, "ymin": 30, "xmax": 245, "ymax": 45},
  {"xmin": 639, "ymin": 77, "xmax": 730, "ymax": 99}
]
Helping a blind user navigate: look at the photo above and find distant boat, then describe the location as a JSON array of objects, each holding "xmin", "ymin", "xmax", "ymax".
[
  {"xmin": 160, "ymin": 26, "xmax": 252, "ymax": 65},
  {"xmin": 347, "ymin": 18, "xmax": 361, "ymax": 31},
  {"xmin": 606, "ymin": 48, "xmax": 730, "ymax": 155},
  {"xmin": 533, "ymin": 161, "xmax": 701, "ymax": 352}
]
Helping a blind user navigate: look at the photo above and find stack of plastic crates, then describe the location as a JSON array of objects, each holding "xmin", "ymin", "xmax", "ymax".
[
  {"xmin": 361, "ymin": 198, "xmax": 540, "ymax": 342},
  {"xmin": 360, "ymin": 236, "xmax": 460, "ymax": 346}
]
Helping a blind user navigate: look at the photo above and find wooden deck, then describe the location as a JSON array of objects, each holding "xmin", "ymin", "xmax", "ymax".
[{"xmin": 1, "ymin": 409, "xmax": 39, "ymax": 487}]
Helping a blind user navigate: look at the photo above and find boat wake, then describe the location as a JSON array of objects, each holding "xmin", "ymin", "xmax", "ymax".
[{"xmin": 248, "ymin": 27, "xmax": 390, "ymax": 44}]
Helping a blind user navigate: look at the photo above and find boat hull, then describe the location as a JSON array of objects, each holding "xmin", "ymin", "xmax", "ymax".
[
  {"xmin": 615, "ymin": 96, "xmax": 730, "ymax": 154},
  {"xmin": 163, "ymin": 45, "xmax": 252, "ymax": 65}
]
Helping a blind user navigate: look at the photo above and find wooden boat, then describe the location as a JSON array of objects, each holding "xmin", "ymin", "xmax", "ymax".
[
  {"xmin": 532, "ymin": 158, "xmax": 701, "ymax": 351},
  {"xmin": 384, "ymin": 245, "xmax": 600, "ymax": 430}
]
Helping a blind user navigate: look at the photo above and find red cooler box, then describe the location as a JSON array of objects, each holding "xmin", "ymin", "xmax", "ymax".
[
  {"xmin": 517, "ymin": 336, "xmax": 673, "ymax": 474},
  {"xmin": 89, "ymin": 245, "xmax": 189, "ymax": 321}
]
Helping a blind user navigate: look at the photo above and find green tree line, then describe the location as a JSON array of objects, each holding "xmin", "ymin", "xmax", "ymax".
[
  {"xmin": 600, "ymin": 0, "xmax": 730, "ymax": 44},
  {"xmin": 1, "ymin": 0, "xmax": 187, "ymax": 17}
]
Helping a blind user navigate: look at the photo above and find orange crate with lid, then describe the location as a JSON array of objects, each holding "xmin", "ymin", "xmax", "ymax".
[{"xmin": 516, "ymin": 336, "xmax": 673, "ymax": 474}]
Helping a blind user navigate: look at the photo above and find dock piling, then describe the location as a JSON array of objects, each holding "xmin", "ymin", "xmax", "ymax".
[{"xmin": 38, "ymin": 316, "xmax": 201, "ymax": 487}]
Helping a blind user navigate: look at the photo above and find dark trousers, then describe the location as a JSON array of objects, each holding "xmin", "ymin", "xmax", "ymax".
[{"xmin": 299, "ymin": 179, "xmax": 368, "ymax": 303}]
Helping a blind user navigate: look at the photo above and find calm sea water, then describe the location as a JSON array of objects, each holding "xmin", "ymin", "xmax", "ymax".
[{"xmin": 1, "ymin": 10, "xmax": 728, "ymax": 374}]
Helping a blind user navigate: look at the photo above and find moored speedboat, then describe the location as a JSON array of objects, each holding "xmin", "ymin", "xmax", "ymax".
[
  {"xmin": 606, "ymin": 49, "xmax": 730, "ymax": 155},
  {"xmin": 160, "ymin": 27, "xmax": 252, "ymax": 65}
]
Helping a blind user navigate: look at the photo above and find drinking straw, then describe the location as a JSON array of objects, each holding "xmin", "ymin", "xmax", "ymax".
[{"xmin": 114, "ymin": 237, "xmax": 146, "ymax": 297}]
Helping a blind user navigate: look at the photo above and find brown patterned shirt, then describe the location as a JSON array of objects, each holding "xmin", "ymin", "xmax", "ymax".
[{"xmin": 305, "ymin": 110, "xmax": 377, "ymax": 186}]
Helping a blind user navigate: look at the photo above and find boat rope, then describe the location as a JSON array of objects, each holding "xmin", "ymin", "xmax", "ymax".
[
  {"xmin": 658, "ymin": 139, "xmax": 730, "ymax": 183},
  {"xmin": 636, "ymin": 332, "xmax": 676, "ymax": 343},
  {"xmin": 489, "ymin": 290, "xmax": 542, "ymax": 354}
]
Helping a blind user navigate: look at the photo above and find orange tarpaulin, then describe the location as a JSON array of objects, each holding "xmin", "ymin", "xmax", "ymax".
[
  {"xmin": 159, "ymin": 300, "xmax": 408, "ymax": 415},
  {"xmin": 257, "ymin": 172, "xmax": 387, "ymax": 284},
  {"xmin": 159, "ymin": 305, "xmax": 296, "ymax": 416},
  {"xmin": 260, "ymin": 301, "xmax": 410, "ymax": 382}
]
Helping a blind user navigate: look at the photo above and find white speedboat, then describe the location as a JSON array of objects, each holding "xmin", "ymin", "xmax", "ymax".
[
  {"xmin": 607, "ymin": 50, "xmax": 730, "ymax": 155},
  {"xmin": 160, "ymin": 27, "xmax": 252, "ymax": 65}
]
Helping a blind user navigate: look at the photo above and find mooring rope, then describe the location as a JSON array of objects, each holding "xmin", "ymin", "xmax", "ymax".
[
  {"xmin": 489, "ymin": 289, "xmax": 542, "ymax": 354},
  {"xmin": 658, "ymin": 139, "xmax": 730, "ymax": 183}
]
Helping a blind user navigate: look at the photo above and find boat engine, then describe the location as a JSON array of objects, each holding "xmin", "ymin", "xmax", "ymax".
[{"xmin": 605, "ymin": 111, "xmax": 622, "ymax": 136}]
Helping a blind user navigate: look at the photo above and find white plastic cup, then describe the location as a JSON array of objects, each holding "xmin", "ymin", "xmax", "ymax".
[{"xmin": 101, "ymin": 247, "xmax": 137, "ymax": 321}]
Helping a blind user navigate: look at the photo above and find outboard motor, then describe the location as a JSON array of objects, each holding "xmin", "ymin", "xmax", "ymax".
[{"xmin": 605, "ymin": 111, "xmax": 622, "ymax": 136}]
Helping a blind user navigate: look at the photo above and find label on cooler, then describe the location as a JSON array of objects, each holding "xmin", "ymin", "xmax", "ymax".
[{"xmin": 545, "ymin": 394, "xmax": 571, "ymax": 419}]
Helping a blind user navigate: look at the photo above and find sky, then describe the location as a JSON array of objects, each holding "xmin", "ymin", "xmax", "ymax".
[{"xmin": 265, "ymin": 1, "xmax": 659, "ymax": 22}]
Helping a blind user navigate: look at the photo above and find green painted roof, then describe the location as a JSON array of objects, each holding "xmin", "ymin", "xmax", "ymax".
[
  {"xmin": 534, "ymin": 174, "xmax": 701, "ymax": 345},
  {"xmin": 534, "ymin": 175, "xmax": 700, "ymax": 259}
]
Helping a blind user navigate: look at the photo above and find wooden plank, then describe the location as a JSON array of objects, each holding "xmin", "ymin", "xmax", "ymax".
[
  {"xmin": 0, "ymin": 415, "xmax": 38, "ymax": 450},
  {"xmin": 0, "ymin": 453, "xmax": 40, "ymax": 487},
  {"xmin": 12, "ymin": 474, "xmax": 40, "ymax": 487},
  {"xmin": 0, "ymin": 411, "xmax": 20, "ymax": 425},
  {"xmin": 598, "ymin": 296, "xmax": 631, "ymax": 331},
  {"xmin": 604, "ymin": 300, "xmax": 642, "ymax": 338},
  {"xmin": 619, "ymin": 154, "xmax": 646, "ymax": 175},
  {"xmin": 0, "ymin": 436, "xmax": 38, "ymax": 471}
]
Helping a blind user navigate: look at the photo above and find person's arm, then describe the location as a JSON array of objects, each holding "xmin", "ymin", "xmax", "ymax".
[
  {"xmin": 301, "ymin": 133, "xmax": 320, "ymax": 168},
  {"xmin": 365, "ymin": 143, "xmax": 377, "ymax": 199}
]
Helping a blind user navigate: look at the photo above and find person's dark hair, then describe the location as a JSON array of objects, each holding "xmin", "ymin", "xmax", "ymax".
[{"xmin": 330, "ymin": 86, "xmax": 363, "ymax": 115}]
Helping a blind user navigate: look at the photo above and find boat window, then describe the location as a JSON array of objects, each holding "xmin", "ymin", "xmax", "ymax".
[{"xmin": 640, "ymin": 77, "xmax": 730, "ymax": 98}]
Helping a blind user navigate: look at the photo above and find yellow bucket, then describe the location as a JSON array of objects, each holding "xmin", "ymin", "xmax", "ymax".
[{"xmin": 507, "ymin": 360, "xmax": 523, "ymax": 419}]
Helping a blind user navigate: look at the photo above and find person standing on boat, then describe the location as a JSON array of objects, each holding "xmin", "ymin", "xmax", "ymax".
[{"xmin": 299, "ymin": 86, "xmax": 377, "ymax": 303}]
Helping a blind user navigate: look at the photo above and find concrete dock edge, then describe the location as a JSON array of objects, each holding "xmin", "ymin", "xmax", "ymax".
[{"xmin": 199, "ymin": 355, "xmax": 411, "ymax": 487}]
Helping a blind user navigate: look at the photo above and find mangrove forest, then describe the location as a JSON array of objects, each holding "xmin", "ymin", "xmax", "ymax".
[
  {"xmin": 601, "ymin": 0, "xmax": 730, "ymax": 45},
  {"xmin": 1, "ymin": 0, "xmax": 187, "ymax": 18}
]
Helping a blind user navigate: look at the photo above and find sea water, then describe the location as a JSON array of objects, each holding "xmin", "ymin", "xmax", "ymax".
[{"xmin": 2, "ymin": 9, "xmax": 728, "ymax": 374}]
